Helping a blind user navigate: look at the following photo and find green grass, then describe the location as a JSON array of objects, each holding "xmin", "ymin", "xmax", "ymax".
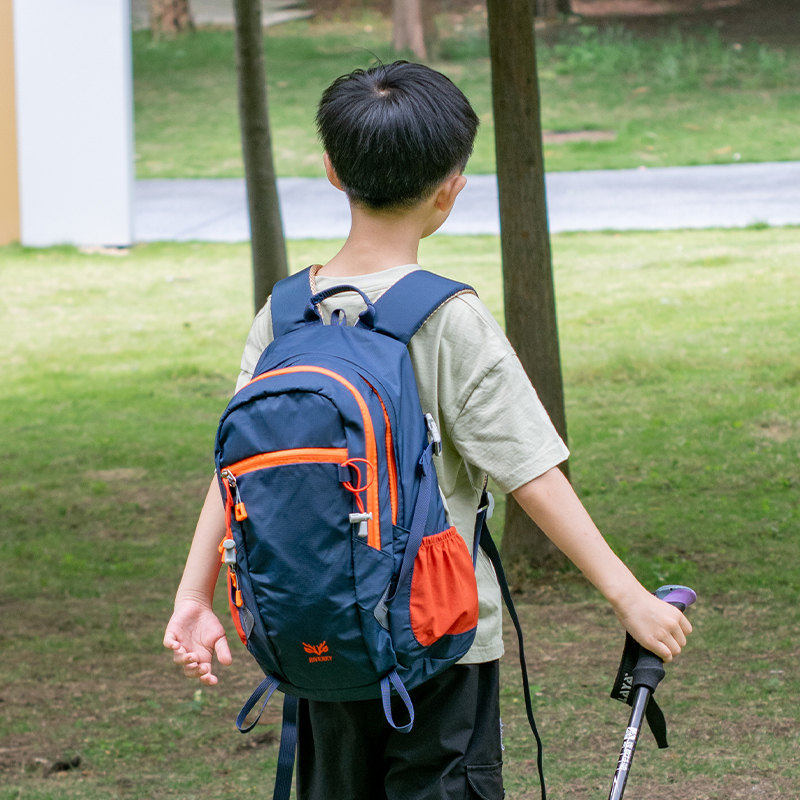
[
  {"xmin": 133, "ymin": 15, "xmax": 800, "ymax": 179},
  {"xmin": 1, "ymin": 230, "xmax": 799, "ymax": 798}
]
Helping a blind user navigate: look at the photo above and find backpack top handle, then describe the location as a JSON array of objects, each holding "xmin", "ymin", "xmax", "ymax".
[{"xmin": 304, "ymin": 284, "xmax": 377, "ymax": 329}]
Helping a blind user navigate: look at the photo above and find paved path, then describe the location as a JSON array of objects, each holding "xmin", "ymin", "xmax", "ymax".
[{"xmin": 135, "ymin": 161, "xmax": 800, "ymax": 242}]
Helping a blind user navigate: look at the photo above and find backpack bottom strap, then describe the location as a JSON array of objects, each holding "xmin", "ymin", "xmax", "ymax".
[
  {"xmin": 236, "ymin": 675, "xmax": 281, "ymax": 733},
  {"xmin": 273, "ymin": 694, "xmax": 299, "ymax": 800},
  {"xmin": 380, "ymin": 669, "xmax": 415, "ymax": 733}
]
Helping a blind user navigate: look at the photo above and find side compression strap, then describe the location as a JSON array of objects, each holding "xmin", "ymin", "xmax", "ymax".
[{"xmin": 478, "ymin": 515, "xmax": 547, "ymax": 800}]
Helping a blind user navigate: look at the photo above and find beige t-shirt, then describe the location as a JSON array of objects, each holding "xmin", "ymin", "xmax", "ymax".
[{"xmin": 235, "ymin": 264, "xmax": 569, "ymax": 663}]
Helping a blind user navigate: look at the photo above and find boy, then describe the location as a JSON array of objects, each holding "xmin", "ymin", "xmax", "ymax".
[{"xmin": 164, "ymin": 62, "xmax": 691, "ymax": 799}]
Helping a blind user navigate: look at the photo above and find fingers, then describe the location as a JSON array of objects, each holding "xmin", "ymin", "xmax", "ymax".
[
  {"xmin": 651, "ymin": 639, "xmax": 675, "ymax": 663},
  {"xmin": 165, "ymin": 635, "xmax": 229, "ymax": 684},
  {"xmin": 656, "ymin": 612, "xmax": 693, "ymax": 662}
]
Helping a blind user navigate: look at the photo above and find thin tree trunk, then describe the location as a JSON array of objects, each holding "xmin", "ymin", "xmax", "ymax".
[
  {"xmin": 232, "ymin": 0, "xmax": 289, "ymax": 313},
  {"xmin": 557, "ymin": 0, "xmax": 572, "ymax": 14},
  {"xmin": 393, "ymin": 0, "xmax": 427, "ymax": 60},
  {"xmin": 487, "ymin": 0, "xmax": 569, "ymax": 571},
  {"xmin": 150, "ymin": 0, "xmax": 194, "ymax": 37}
]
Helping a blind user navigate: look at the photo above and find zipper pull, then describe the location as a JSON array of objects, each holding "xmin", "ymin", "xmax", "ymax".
[
  {"xmin": 222, "ymin": 540, "xmax": 243, "ymax": 607},
  {"xmin": 221, "ymin": 538, "xmax": 237, "ymax": 568},
  {"xmin": 223, "ymin": 470, "xmax": 248, "ymax": 521},
  {"xmin": 349, "ymin": 512, "xmax": 373, "ymax": 539},
  {"xmin": 231, "ymin": 570, "xmax": 243, "ymax": 608}
]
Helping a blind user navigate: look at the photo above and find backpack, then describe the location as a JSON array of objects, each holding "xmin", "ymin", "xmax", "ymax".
[{"xmin": 214, "ymin": 267, "xmax": 547, "ymax": 800}]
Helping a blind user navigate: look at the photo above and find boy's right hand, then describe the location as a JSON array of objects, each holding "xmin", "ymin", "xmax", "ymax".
[
  {"xmin": 612, "ymin": 588, "xmax": 692, "ymax": 664},
  {"xmin": 164, "ymin": 598, "xmax": 232, "ymax": 685}
]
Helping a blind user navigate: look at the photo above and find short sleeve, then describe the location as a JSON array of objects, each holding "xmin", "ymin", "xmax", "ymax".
[
  {"xmin": 412, "ymin": 293, "xmax": 569, "ymax": 495},
  {"xmin": 450, "ymin": 352, "xmax": 570, "ymax": 493},
  {"xmin": 235, "ymin": 297, "xmax": 273, "ymax": 393}
]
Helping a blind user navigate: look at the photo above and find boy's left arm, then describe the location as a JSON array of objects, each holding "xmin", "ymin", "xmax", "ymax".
[{"xmin": 512, "ymin": 466, "xmax": 692, "ymax": 662}]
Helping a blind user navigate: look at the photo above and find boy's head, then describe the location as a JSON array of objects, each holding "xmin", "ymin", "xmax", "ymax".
[{"xmin": 316, "ymin": 61, "xmax": 479, "ymax": 212}]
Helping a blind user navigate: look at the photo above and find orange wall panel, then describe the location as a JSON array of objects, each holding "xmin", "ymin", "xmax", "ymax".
[{"xmin": 0, "ymin": 0, "xmax": 20, "ymax": 245}]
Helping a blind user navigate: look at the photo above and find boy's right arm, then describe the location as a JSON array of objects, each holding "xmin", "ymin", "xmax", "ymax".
[
  {"xmin": 512, "ymin": 466, "xmax": 692, "ymax": 662},
  {"xmin": 163, "ymin": 477, "xmax": 233, "ymax": 685}
]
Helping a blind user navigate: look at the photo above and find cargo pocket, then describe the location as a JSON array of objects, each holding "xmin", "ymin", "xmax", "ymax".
[
  {"xmin": 410, "ymin": 526, "xmax": 479, "ymax": 647},
  {"xmin": 466, "ymin": 762, "xmax": 505, "ymax": 799}
]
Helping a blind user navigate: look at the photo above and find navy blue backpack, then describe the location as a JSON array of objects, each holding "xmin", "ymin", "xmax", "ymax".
[{"xmin": 214, "ymin": 267, "xmax": 546, "ymax": 800}]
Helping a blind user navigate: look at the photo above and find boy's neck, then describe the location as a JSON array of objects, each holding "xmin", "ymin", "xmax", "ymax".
[{"xmin": 319, "ymin": 203, "xmax": 428, "ymax": 278}]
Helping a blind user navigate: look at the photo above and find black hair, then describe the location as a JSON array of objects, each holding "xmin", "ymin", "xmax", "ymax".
[{"xmin": 316, "ymin": 61, "xmax": 480, "ymax": 211}]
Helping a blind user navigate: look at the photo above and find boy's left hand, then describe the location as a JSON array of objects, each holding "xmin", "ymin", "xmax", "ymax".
[
  {"xmin": 613, "ymin": 589, "xmax": 693, "ymax": 663},
  {"xmin": 164, "ymin": 598, "xmax": 232, "ymax": 685}
]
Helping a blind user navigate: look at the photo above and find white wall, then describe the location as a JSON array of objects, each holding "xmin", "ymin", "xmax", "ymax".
[{"xmin": 13, "ymin": 0, "xmax": 134, "ymax": 246}]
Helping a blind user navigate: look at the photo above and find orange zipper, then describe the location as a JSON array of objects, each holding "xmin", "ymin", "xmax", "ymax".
[
  {"xmin": 365, "ymin": 383, "xmax": 398, "ymax": 526},
  {"xmin": 245, "ymin": 366, "xmax": 382, "ymax": 550},
  {"xmin": 227, "ymin": 448, "xmax": 348, "ymax": 478}
]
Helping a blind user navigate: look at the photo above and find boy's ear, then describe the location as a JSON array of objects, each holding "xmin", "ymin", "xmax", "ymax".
[
  {"xmin": 433, "ymin": 173, "xmax": 467, "ymax": 214},
  {"xmin": 323, "ymin": 153, "xmax": 344, "ymax": 192}
]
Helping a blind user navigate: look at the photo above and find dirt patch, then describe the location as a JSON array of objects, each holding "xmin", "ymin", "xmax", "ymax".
[
  {"xmin": 571, "ymin": 0, "xmax": 800, "ymax": 46},
  {"xmin": 573, "ymin": 0, "xmax": 741, "ymax": 16},
  {"xmin": 309, "ymin": 0, "xmax": 800, "ymax": 47},
  {"xmin": 2, "ymin": 589, "xmax": 797, "ymax": 795},
  {"xmin": 544, "ymin": 129, "xmax": 617, "ymax": 144},
  {"xmin": 84, "ymin": 468, "xmax": 148, "ymax": 482},
  {"xmin": 753, "ymin": 419, "xmax": 796, "ymax": 444}
]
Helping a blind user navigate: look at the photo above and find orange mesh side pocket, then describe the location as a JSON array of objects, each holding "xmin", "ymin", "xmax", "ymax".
[{"xmin": 410, "ymin": 527, "xmax": 479, "ymax": 647}]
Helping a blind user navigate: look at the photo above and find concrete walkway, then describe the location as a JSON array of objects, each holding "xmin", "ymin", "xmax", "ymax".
[{"xmin": 135, "ymin": 161, "xmax": 800, "ymax": 241}]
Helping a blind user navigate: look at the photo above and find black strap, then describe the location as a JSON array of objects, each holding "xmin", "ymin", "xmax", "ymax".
[
  {"xmin": 478, "ymin": 503, "xmax": 547, "ymax": 800},
  {"xmin": 611, "ymin": 633, "xmax": 669, "ymax": 749}
]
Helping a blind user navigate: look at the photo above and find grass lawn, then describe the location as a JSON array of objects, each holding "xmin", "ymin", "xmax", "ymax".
[
  {"xmin": 133, "ymin": 14, "xmax": 800, "ymax": 179},
  {"xmin": 1, "ymin": 229, "xmax": 799, "ymax": 798}
]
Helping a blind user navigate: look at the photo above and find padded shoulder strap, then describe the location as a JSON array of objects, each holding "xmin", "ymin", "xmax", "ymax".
[
  {"xmin": 371, "ymin": 270, "xmax": 475, "ymax": 344},
  {"xmin": 270, "ymin": 266, "xmax": 313, "ymax": 339}
]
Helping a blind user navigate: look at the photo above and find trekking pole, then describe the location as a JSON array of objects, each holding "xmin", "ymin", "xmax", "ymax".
[{"xmin": 607, "ymin": 585, "xmax": 697, "ymax": 800}]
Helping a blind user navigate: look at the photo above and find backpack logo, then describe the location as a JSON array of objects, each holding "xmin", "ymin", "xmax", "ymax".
[{"xmin": 303, "ymin": 641, "xmax": 332, "ymax": 663}]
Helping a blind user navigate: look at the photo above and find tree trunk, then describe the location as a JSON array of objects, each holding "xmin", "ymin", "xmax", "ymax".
[
  {"xmin": 232, "ymin": 0, "xmax": 289, "ymax": 314},
  {"xmin": 393, "ymin": 0, "xmax": 427, "ymax": 60},
  {"xmin": 487, "ymin": 0, "xmax": 569, "ymax": 571},
  {"xmin": 557, "ymin": 0, "xmax": 572, "ymax": 14},
  {"xmin": 149, "ymin": 0, "xmax": 194, "ymax": 36}
]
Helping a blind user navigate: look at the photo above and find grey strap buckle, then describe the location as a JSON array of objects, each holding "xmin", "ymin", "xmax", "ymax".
[{"xmin": 424, "ymin": 413, "xmax": 442, "ymax": 456}]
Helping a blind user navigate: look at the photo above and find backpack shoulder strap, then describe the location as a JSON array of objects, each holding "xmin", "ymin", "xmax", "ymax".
[
  {"xmin": 371, "ymin": 270, "xmax": 475, "ymax": 344},
  {"xmin": 270, "ymin": 266, "xmax": 313, "ymax": 339},
  {"xmin": 270, "ymin": 267, "xmax": 475, "ymax": 343}
]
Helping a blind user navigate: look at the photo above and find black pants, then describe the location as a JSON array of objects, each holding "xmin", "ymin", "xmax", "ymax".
[{"xmin": 296, "ymin": 661, "xmax": 504, "ymax": 800}]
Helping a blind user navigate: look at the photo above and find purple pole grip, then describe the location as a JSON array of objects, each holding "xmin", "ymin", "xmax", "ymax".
[{"xmin": 661, "ymin": 587, "xmax": 697, "ymax": 608}]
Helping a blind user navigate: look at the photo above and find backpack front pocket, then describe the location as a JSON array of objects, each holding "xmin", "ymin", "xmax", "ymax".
[
  {"xmin": 409, "ymin": 527, "xmax": 479, "ymax": 647},
  {"xmin": 220, "ymin": 449, "xmax": 393, "ymax": 690}
]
